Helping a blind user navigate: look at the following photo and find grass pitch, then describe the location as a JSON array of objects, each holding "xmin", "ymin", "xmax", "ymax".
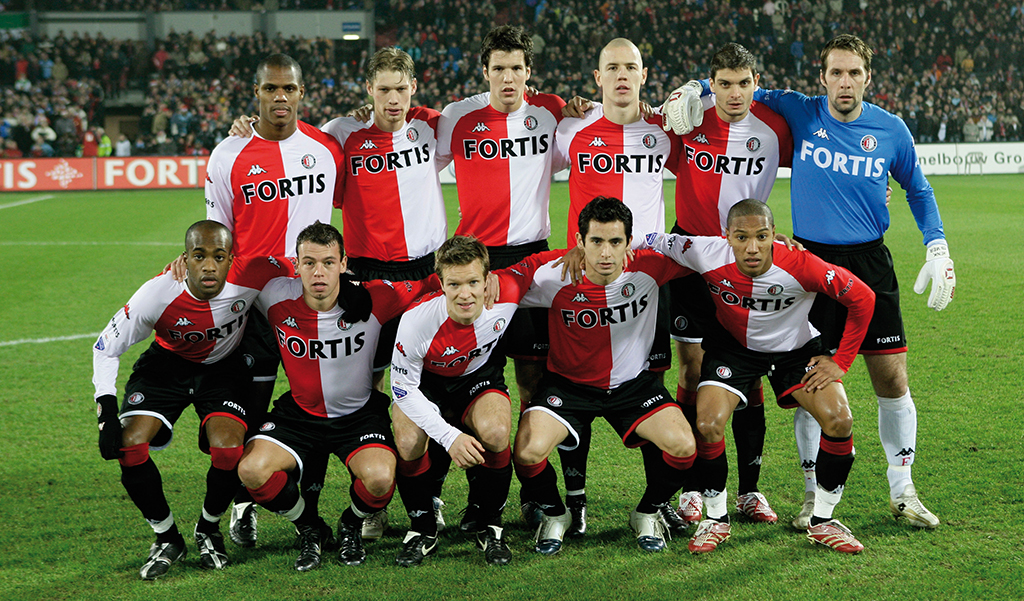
[{"xmin": 0, "ymin": 176, "xmax": 1022, "ymax": 600}]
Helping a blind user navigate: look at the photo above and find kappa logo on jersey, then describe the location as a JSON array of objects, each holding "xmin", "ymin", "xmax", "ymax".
[
  {"xmin": 276, "ymin": 326, "xmax": 366, "ymax": 359},
  {"xmin": 546, "ymin": 395, "xmax": 563, "ymax": 407},
  {"xmin": 267, "ymin": 256, "xmax": 281, "ymax": 268},
  {"xmin": 825, "ymin": 269, "xmax": 836, "ymax": 285},
  {"xmin": 127, "ymin": 392, "xmax": 145, "ymax": 405},
  {"xmin": 621, "ymin": 283, "xmax": 636, "ymax": 298},
  {"xmin": 337, "ymin": 317, "xmax": 352, "ymax": 331},
  {"xmin": 168, "ymin": 313, "xmax": 247, "ymax": 343},
  {"xmin": 350, "ymin": 143, "xmax": 432, "ymax": 175},
  {"xmin": 441, "ymin": 346, "xmax": 460, "ymax": 357},
  {"xmin": 813, "ymin": 128, "xmax": 830, "ymax": 140},
  {"xmin": 766, "ymin": 284, "xmax": 784, "ymax": 296},
  {"xmin": 572, "ymin": 292, "xmax": 589, "ymax": 303},
  {"xmin": 576, "ymin": 152, "xmax": 666, "ymax": 174},
  {"xmin": 684, "ymin": 144, "xmax": 766, "ymax": 176},
  {"xmin": 692, "ymin": 133, "xmax": 710, "ymax": 145},
  {"xmin": 247, "ymin": 164, "xmax": 267, "ymax": 176},
  {"xmin": 799, "ymin": 140, "xmax": 887, "ymax": 177},
  {"xmin": 175, "ymin": 317, "xmax": 195, "ymax": 327},
  {"xmin": 360, "ymin": 139, "xmax": 378, "ymax": 150},
  {"xmin": 860, "ymin": 135, "xmax": 878, "ymax": 152},
  {"xmin": 719, "ymin": 279, "xmax": 734, "ymax": 289},
  {"xmin": 407, "ymin": 127, "xmax": 419, "ymax": 142},
  {"xmin": 123, "ymin": 303, "xmax": 131, "ymax": 319},
  {"xmin": 746, "ymin": 137, "xmax": 761, "ymax": 152},
  {"xmin": 716, "ymin": 366, "xmax": 732, "ymax": 379},
  {"xmin": 471, "ymin": 122, "xmax": 491, "ymax": 133},
  {"xmin": 493, "ymin": 318, "xmax": 507, "ymax": 332},
  {"xmin": 230, "ymin": 300, "xmax": 246, "ymax": 314},
  {"xmin": 241, "ymin": 174, "xmax": 327, "ymax": 205},
  {"xmin": 282, "ymin": 316, "xmax": 299, "ymax": 329},
  {"xmin": 301, "ymin": 154, "xmax": 316, "ymax": 169},
  {"xmin": 395, "ymin": 342, "xmax": 406, "ymax": 356},
  {"xmin": 589, "ymin": 137, "xmax": 607, "ymax": 147},
  {"xmin": 560, "ymin": 294, "xmax": 650, "ymax": 328},
  {"xmin": 524, "ymin": 115, "xmax": 538, "ymax": 131},
  {"xmin": 462, "ymin": 134, "xmax": 550, "ymax": 160},
  {"xmin": 642, "ymin": 134, "xmax": 657, "ymax": 149}
]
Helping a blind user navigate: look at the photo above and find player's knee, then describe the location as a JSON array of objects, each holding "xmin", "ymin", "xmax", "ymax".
[
  {"xmin": 210, "ymin": 445, "xmax": 244, "ymax": 471},
  {"xmin": 237, "ymin": 454, "xmax": 270, "ymax": 489},
  {"xmin": 513, "ymin": 438, "xmax": 549, "ymax": 466},
  {"xmin": 819, "ymin": 411, "xmax": 853, "ymax": 439},
  {"xmin": 696, "ymin": 417, "xmax": 725, "ymax": 443},
  {"xmin": 474, "ymin": 419, "xmax": 511, "ymax": 453},
  {"xmin": 360, "ymin": 470, "xmax": 395, "ymax": 498}
]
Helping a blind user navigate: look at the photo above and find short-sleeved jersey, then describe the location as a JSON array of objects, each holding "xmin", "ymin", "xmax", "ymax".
[
  {"xmin": 437, "ymin": 92, "xmax": 566, "ymax": 247},
  {"xmin": 92, "ymin": 255, "xmax": 293, "ymax": 398},
  {"xmin": 256, "ymin": 276, "xmax": 438, "ymax": 418},
  {"xmin": 323, "ymin": 107, "xmax": 447, "ymax": 262},
  {"xmin": 390, "ymin": 249, "xmax": 562, "ymax": 449},
  {"xmin": 556, "ymin": 104, "xmax": 680, "ymax": 248},
  {"xmin": 673, "ymin": 97, "xmax": 792, "ymax": 236},
  {"xmin": 752, "ymin": 88, "xmax": 944, "ymax": 246},
  {"xmin": 520, "ymin": 251, "xmax": 690, "ymax": 389},
  {"xmin": 641, "ymin": 232, "xmax": 875, "ymax": 370},
  {"xmin": 206, "ymin": 121, "xmax": 344, "ymax": 258}
]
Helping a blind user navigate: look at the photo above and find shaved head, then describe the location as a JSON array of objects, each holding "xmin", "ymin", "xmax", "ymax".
[
  {"xmin": 185, "ymin": 220, "xmax": 232, "ymax": 252},
  {"xmin": 599, "ymin": 38, "xmax": 643, "ymax": 69}
]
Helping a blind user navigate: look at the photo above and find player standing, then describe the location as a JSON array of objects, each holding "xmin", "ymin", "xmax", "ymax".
[
  {"xmin": 641, "ymin": 200, "xmax": 875, "ymax": 554},
  {"xmin": 663, "ymin": 34, "xmax": 954, "ymax": 529},
  {"xmin": 206, "ymin": 53, "xmax": 345, "ymax": 546},
  {"xmin": 92, "ymin": 221, "xmax": 292, "ymax": 579}
]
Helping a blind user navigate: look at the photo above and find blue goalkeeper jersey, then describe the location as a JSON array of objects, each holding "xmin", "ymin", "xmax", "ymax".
[{"xmin": 725, "ymin": 85, "xmax": 945, "ymax": 246}]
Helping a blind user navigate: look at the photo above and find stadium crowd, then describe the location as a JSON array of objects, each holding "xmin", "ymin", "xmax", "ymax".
[{"xmin": 1, "ymin": 0, "xmax": 1022, "ymax": 157}]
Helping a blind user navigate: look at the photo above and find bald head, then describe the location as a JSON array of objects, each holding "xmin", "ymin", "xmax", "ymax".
[
  {"xmin": 185, "ymin": 220, "xmax": 232, "ymax": 253},
  {"xmin": 599, "ymin": 38, "xmax": 643, "ymax": 69}
]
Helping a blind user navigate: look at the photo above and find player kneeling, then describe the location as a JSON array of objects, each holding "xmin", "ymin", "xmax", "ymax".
[{"xmin": 640, "ymin": 200, "xmax": 875, "ymax": 554}]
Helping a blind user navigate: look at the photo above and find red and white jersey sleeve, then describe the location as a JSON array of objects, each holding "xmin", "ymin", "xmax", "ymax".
[
  {"xmin": 324, "ymin": 108, "xmax": 446, "ymax": 262},
  {"xmin": 641, "ymin": 233, "xmax": 873, "ymax": 368},
  {"xmin": 206, "ymin": 121, "xmax": 344, "ymax": 258},
  {"xmin": 557, "ymin": 104, "xmax": 679, "ymax": 248},
  {"xmin": 92, "ymin": 256, "xmax": 291, "ymax": 398},
  {"xmin": 672, "ymin": 98, "xmax": 792, "ymax": 236},
  {"xmin": 257, "ymin": 276, "xmax": 439, "ymax": 418},
  {"xmin": 520, "ymin": 251, "xmax": 689, "ymax": 389},
  {"xmin": 438, "ymin": 92, "xmax": 565, "ymax": 246}
]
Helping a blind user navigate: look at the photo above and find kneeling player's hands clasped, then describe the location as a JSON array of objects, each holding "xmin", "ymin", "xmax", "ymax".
[
  {"xmin": 913, "ymin": 241, "xmax": 956, "ymax": 311},
  {"xmin": 96, "ymin": 394, "xmax": 124, "ymax": 460},
  {"xmin": 801, "ymin": 356, "xmax": 845, "ymax": 393},
  {"xmin": 448, "ymin": 433, "xmax": 486, "ymax": 469}
]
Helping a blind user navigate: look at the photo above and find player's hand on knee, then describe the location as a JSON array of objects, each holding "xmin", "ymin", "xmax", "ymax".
[
  {"xmin": 555, "ymin": 246, "xmax": 585, "ymax": 285},
  {"xmin": 774, "ymin": 233, "xmax": 805, "ymax": 251},
  {"xmin": 562, "ymin": 96, "xmax": 593, "ymax": 119},
  {"xmin": 914, "ymin": 241, "xmax": 956, "ymax": 311},
  {"xmin": 96, "ymin": 395, "xmax": 124, "ymax": 460},
  {"xmin": 800, "ymin": 356, "xmax": 845, "ymax": 393},
  {"xmin": 229, "ymin": 115, "xmax": 257, "ymax": 138},
  {"xmin": 347, "ymin": 104, "xmax": 373, "ymax": 123},
  {"xmin": 661, "ymin": 81, "xmax": 704, "ymax": 135},
  {"xmin": 448, "ymin": 434, "xmax": 485, "ymax": 469}
]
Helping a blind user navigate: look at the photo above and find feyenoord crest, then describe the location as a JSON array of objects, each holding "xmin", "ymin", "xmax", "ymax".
[
  {"xmin": 260, "ymin": 422, "xmax": 276, "ymax": 432},
  {"xmin": 493, "ymin": 318, "xmax": 507, "ymax": 332},
  {"xmin": 231, "ymin": 300, "xmax": 246, "ymax": 314},
  {"xmin": 642, "ymin": 134, "xmax": 657, "ymax": 149},
  {"xmin": 674, "ymin": 316, "xmax": 688, "ymax": 330},
  {"xmin": 524, "ymin": 115, "xmax": 538, "ymax": 131},
  {"xmin": 546, "ymin": 395, "xmax": 563, "ymax": 407},
  {"xmin": 338, "ymin": 317, "xmax": 352, "ymax": 331},
  {"xmin": 406, "ymin": 127, "xmax": 419, "ymax": 142},
  {"xmin": 860, "ymin": 135, "xmax": 878, "ymax": 152},
  {"xmin": 244, "ymin": 354, "xmax": 255, "ymax": 368},
  {"xmin": 716, "ymin": 366, "xmax": 732, "ymax": 379},
  {"xmin": 301, "ymin": 154, "xmax": 316, "ymax": 169},
  {"xmin": 746, "ymin": 137, "xmax": 761, "ymax": 152},
  {"xmin": 127, "ymin": 392, "xmax": 145, "ymax": 405},
  {"xmin": 621, "ymin": 283, "xmax": 636, "ymax": 298},
  {"xmin": 766, "ymin": 284, "xmax": 784, "ymax": 296}
]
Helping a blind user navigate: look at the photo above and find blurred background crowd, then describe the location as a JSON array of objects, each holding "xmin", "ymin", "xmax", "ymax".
[{"xmin": 1, "ymin": 0, "xmax": 1021, "ymax": 158}]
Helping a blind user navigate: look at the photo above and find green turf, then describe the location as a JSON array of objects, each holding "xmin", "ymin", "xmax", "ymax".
[{"xmin": 1, "ymin": 176, "xmax": 1022, "ymax": 600}]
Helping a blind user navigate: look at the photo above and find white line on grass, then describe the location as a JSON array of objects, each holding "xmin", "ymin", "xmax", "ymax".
[
  {"xmin": 0, "ymin": 195, "xmax": 54, "ymax": 210},
  {"xmin": 0, "ymin": 241, "xmax": 178, "ymax": 246},
  {"xmin": 0, "ymin": 332, "xmax": 101, "ymax": 347}
]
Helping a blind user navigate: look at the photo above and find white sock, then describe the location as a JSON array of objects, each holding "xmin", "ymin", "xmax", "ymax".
[
  {"xmin": 281, "ymin": 496, "xmax": 306, "ymax": 521},
  {"xmin": 703, "ymin": 488, "xmax": 728, "ymax": 521},
  {"xmin": 878, "ymin": 390, "xmax": 916, "ymax": 499},
  {"xmin": 147, "ymin": 512, "xmax": 175, "ymax": 534},
  {"xmin": 794, "ymin": 407, "xmax": 820, "ymax": 493},
  {"xmin": 351, "ymin": 503, "xmax": 371, "ymax": 519},
  {"xmin": 813, "ymin": 483, "xmax": 844, "ymax": 521},
  {"xmin": 201, "ymin": 508, "xmax": 223, "ymax": 523},
  {"xmin": 566, "ymin": 489, "xmax": 585, "ymax": 497}
]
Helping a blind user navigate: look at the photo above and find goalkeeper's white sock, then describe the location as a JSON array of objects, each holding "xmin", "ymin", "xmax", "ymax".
[
  {"xmin": 878, "ymin": 390, "xmax": 916, "ymax": 500},
  {"xmin": 793, "ymin": 407, "xmax": 820, "ymax": 493}
]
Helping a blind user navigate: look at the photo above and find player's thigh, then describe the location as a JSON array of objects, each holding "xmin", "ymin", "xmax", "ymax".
[
  {"xmin": 121, "ymin": 414, "xmax": 164, "ymax": 447},
  {"xmin": 863, "ymin": 352, "xmax": 908, "ymax": 398},
  {"xmin": 694, "ymin": 384, "xmax": 743, "ymax": 442},
  {"xmin": 790, "ymin": 383, "xmax": 853, "ymax": 439},
  {"xmin": 514, "ymin": 409, "xmax": 569, "ymax": 464},
  {"xmin": 633, "ymin": 404, "xmax": 695, "ymax": 457},
  {"xmin": 238, "ymin": 438, "xmax": 299, "ymax": 486},
  {"xmin": 204, "ymin": 414, "xmax": 247, "ymax": 448},
  {"xmin": 390, "ymin": 403, "xmax": 430, "ymax": 461},
  {"xmin": 347, "ymin": 445, "xmax": 397, "ymax": 490},
  {"xmin": 464, "ymin": 391, "xmax": 512, "ymax": 451}
]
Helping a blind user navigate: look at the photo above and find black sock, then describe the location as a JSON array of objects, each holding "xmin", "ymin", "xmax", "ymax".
[
  {"xmin": 732, "ymin": 402, "xmax": 766, "ymax": 495},
  {"xmin": 426, "ymin": 440, "xmax": 451, "ymax": 500},
  {"xmin": 121, "ymin": 459, "xmax": 172, "ymax": 524},
  {"xmin": 816, "ymin": 434, "xmax": 855, "ymax": 492},
  {"xmin": 202, "ymin": 465, "xmax": 240, "ymax": 526},
  {"xmin": 301, "ymin": 451, "xmax": 330, "ymax": 516},
  {"xmin": 516, "ymin": 461, "xmax": 565, "ymax": 517},
  {"xmin": 397, "ymin": 463, "xmax": 438, "ymax": 536},
  {"xmin": 637, "ymin": 444, "xmax": 686, "ymax": 514},
  {"xmin": 558, "ymin": 424, "xmax": 591, "ymax": 493},
  {"xmin": 467, "ymin": 462, "xmax": 512, "ymax": 527}
]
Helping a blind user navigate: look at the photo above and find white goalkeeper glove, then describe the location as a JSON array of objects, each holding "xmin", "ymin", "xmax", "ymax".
[
  {"xmin": 913, "ymin": 240, "xmax": 955, "ymax": 311},
  {"xmin": 661, "ymin": 80, "xmax": 704, "ymax": 135}
]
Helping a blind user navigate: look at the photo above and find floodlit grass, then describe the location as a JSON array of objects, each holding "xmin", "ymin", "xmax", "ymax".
[{"xmin": 1, "ymin": 176, "xmax": 1022, "ymax": 600}]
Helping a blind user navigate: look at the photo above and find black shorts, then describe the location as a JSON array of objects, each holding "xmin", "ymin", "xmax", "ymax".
[
  {"xmin": 121, "ymin": 342, "xmax": 250, "ymax": 452},
  {"xmin": 489, "ymin": 240, "xmax": 550, "ymax": 361},
  {"xmin": 700, "ymin": 337, "xmax": 825, "ymax": 410},
  {"xmin": 648, "ymin": 284, "xmax": 672, "ymax": 371},
  {"xmin": 668, "ymin": 223, "xmax": 718, "ymax": 342},
  {"xmin": 419, "ymin": 357, "xmax": 510, "ymax": 428},
  {"xmin": 240, "ymin": 310, "xmax": 281, "ymax": 381},
  {"xmin": 347, "ymin": 253, "xmax": 436, "ymax": 371},
  {"xmin": 795, "ymin": 237, "xmax": 906, "ymax": 354},
  {"xmin": 524, "ymin": 370, "xmax": 678, "ymax": 451},
  {"xmin": 250, "ymin": 390, "xmax": 396, "ymax": 480}
]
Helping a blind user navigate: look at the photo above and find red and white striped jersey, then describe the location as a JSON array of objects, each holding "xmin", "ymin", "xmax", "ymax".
[
  {"xmin": 206, "ymin": 121, "xmax": 345, "ymax": 258},
  {"xmin": 555, "ymin": 104, "xmax": 680, "ymax": 248},
  {"xmin": 257, "ymin": 276, "xmax": 438, "ymax": 418},
  {"xmin": 390, "ymin": 250, "xmax": 562, "ymax": 448},
  {"xmin": 673, "ymin": 98, "xmax": 792, "ymax": 236},
  {"xmin": 520, "ymin": 251, "xmax": 689, "ymax": 389},
  {"xmin": 437, "ymin": 92, "xmax": 566, "ymax": 246},
  {"xmin": 323, "ymin": 107, "xmax": 447, "ymax": 262},
  {"xmin": 641, "ymin": 233, "xmax": 874, "ymax": 369},
  {"xmin": 93, "ymin": 255, "xmax": 293, "ymax": 398}
]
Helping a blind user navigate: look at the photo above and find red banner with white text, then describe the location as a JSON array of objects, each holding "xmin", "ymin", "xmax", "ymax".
[{"xmin": 0, "ymin": 157, "xmax": 208, "ymax": 191}]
